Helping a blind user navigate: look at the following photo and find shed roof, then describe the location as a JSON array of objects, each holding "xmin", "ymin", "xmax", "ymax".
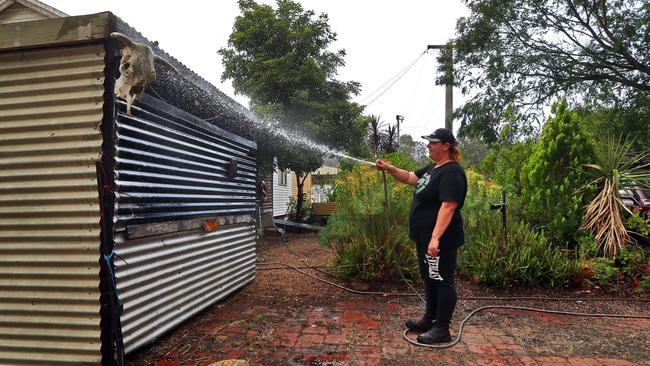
[{"xmin": 0, "ymin": 0, "xmax": 67, "ymax": 23}]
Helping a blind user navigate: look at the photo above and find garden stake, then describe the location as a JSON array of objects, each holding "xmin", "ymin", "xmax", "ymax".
[
  {"xmin": 489, "ymin": 189, "xmax": 507, "ymax": 233},
  {"xmin": 381, "ymin": 171, "xmax": 390, "ymax": 227}
]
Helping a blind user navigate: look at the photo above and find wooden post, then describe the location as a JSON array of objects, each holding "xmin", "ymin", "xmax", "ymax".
[{"xmin": 427, "ymin": 44, "xmax": 454, "ymax": 131}]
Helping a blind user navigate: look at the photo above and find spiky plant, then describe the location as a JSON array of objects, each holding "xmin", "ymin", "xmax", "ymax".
[
  {"xmin": 367, "ymin": 115, "xmax": 385, "ymax": 153},
  {"xmin": 382, "ymin": 125, "xmax": 398, "ymax": 153},
  {"xmin": 581, "ymin": 135, "xmax": 650, "ymax": 258}
]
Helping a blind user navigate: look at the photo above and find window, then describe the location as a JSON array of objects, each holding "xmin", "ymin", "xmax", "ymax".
[{"xmin": 278, "ymin": 170, "xmax": 288, "ymax": 186}]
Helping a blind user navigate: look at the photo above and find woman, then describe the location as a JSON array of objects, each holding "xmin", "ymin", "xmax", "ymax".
[{"xmin": 376, "ymin": 128, "xmax": 467, "ymax": 344}]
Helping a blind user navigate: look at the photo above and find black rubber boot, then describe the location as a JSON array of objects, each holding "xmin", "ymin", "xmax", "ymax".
[
  {"xmin": 416, "ymin": 325, "xmax": 452, "ymax": 344},
  {"xmin": 404, "ymin": 317, "xmax": 436, "ymax": 332}
]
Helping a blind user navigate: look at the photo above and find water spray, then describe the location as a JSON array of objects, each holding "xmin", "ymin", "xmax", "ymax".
[
  {"xmin": 151, "ymin": 61, "xmax": 378, "ymax": 169},
  {"xmin": 338, "ymin": 154, "xmax": 376, "ymax": 167}
]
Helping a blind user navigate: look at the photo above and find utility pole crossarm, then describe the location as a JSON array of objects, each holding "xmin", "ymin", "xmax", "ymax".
[{"xmin": 427, "ymin": 44, "xmax": 453, "ymax": 50}]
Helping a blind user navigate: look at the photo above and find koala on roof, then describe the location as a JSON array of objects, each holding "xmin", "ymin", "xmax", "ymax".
[{"xmin": 110, "ymin": 32, "xmax": 178, "ymax": 115}]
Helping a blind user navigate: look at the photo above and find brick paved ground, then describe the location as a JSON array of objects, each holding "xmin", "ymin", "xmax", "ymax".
[
  {"xmin": 130, "ymin": 292, "xmax": 650, "ymax": 366},
  {"xmin": 127, "ymin": 236, "xmax": 650, "ymax": 366}
]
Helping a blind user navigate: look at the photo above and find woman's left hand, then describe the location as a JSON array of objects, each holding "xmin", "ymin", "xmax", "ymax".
[
  {"xmin": 375, "ymin": 159, "xmax": 390, "ymax": 171},
  {"xmin": 427, "ymin": 237, "xmax": 440, "ymax": 257}
]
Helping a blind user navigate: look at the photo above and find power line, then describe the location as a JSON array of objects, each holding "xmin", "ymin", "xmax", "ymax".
[
  {"xmin": 404, "ymin": 52, "xmax": 430, "ymax": 117},
  {"xmin": 358, "ymin": 50, "xmax": 427, "ymax": 105},
  {"xmin": 364, "ymin": 55, "xmax": 427, "ymax": 107}
]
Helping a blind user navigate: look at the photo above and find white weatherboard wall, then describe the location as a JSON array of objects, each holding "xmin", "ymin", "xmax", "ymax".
[{"xmin": 272, "ymin": 168, "xmax": 292, "ymax": 217}]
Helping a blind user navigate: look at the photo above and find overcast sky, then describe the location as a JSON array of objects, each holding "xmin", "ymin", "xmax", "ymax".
[{"xmin": 46, "ymin": 0, "xmax": 469, "ymax": 141}]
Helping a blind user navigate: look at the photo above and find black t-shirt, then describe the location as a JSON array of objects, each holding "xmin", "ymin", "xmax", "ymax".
[{"xmin": 409, "ymin": 162, "xmax": 467, "ymax": 247}]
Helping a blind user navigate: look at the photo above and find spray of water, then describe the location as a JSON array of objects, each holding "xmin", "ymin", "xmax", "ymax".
[
  {"xmin": 157, "ymin": 71, "xmax": 377, "ymax": 167},
  {"xmin": 337, "ymin": 154, "xmax": 376, "ymax": 166},
  {"xmin": 203, "ymin": 89, "xmax": 376, "ymax": 167}
]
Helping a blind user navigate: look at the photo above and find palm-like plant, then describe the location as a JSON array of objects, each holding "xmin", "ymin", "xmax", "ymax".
[
  {"xmin": 382, "ymin": 125, "xmax": 398, "ymax": 153},
  {"xmin": 367, "ymin": 114, "xmax": 385, "ymax": 153},
  {"xmin": 580, "ymin": 135, "xmax": 650, "ymax": 258}
]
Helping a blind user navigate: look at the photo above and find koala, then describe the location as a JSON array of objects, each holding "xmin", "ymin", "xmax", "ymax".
[{"xmin": 110, "ymin": 32, "xmax": 178, "ymax": 115}]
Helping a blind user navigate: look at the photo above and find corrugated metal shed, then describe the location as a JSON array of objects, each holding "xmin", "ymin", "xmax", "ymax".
[
  {"xmin": 111, "ymin": 96, "xmax": 258, "ymax": 353},
  {"xmin": 0, "ymin": 43, "xmax": 105, "ymax": 365},
  {"xmin": 0, "ymin": 10, "xmax": 264, "ymax": 364}
]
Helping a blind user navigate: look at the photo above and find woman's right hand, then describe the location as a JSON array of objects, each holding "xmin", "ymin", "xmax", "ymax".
[{"xmin": 375, "ymin": 160, "xmax": 391, "ymax": 171}]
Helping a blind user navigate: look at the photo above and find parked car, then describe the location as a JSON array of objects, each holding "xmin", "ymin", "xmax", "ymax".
[{"xmin": 621, "ymin": 186, "xmax": 650, "ymax": 218}]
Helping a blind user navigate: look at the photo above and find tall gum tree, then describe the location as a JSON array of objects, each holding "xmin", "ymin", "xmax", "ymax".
[
  {"xmin": 442, "ymin": 0, "xmax": 649, "ymax": 143},
  {"xmin": 220, "ymin": 0, "xmax": 366, "ymax": 221}
]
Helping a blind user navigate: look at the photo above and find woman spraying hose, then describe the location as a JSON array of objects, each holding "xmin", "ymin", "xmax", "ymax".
[{"xmin": 376, "ymin": 128, "xmax": 467, "ymax": 344}]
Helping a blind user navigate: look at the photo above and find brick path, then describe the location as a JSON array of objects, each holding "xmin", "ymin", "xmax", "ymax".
[
  {"xmin": 127, "ymin": 235, "xmax": 650, "ymax": 366},
  {"xmin": 130, "ymin": 291, "xmax": 650, "ymax": 366}
]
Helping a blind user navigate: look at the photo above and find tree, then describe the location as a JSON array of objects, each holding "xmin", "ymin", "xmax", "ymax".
[
  {"xmin": 398, "ymin": 134, "xmax": 429, "ymax": 165},
  {"xmin": 219, "ymin": 0, "xmax": 365, "ymax": 221},
  {"xmin": 578, "ymin": 99, "xmax": 650, "ymax": 153},
  {"xmin": 458, "ymin": 136, "xmax": 490, "ymax": 170},
  {"xmin": 383, "ymin": 125, "xmax": 398, "ymax": 153},
  {"xmin": 363, "ymin": 114, "xmax": 399, "ymax": 155},
  {"xmin": 520, "ymin": 99, "xmax": 596, "ymax": 246},
  {"xmin": 443, "ymin": 0, "xmax": 650, "ymax": 142},
  {"xmin": 480, "ymin": 121, "xmax": 535, "ymax": 195}
]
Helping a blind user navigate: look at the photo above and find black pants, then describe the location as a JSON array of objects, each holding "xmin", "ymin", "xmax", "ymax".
[{"xmin": 414, "ymin": 232, "xmax": 459, "ymax": 328}]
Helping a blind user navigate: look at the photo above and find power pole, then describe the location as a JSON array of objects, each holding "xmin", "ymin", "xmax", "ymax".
[
  {"xmin": 427, "ymin": 44, "xmax": 453, "ymax": 131},
  {"xmin": 395, "ymin": 114, "xmax": 404, "ymax": 141}
]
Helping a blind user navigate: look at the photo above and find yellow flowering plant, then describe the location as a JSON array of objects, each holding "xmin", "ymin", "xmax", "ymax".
[{"xmin": 320, "ymin": 152, "xmax": 420, "ymax": 280}]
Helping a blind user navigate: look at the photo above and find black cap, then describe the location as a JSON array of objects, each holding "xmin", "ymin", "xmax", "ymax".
[{"xmin": 422, "ymin": 128, "xmax": 457, "ymax": 145}]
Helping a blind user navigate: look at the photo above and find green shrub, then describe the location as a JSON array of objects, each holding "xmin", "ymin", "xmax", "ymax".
[
  {"xmin": 577, "ymin": 234, "xmax": 600, "ymax": 259},
  {"xmin": 617, "ymin": 244, "xmax": 649, "ymax": 278},
  {"xmin": 591, "ymin": 258, "xmax": 619, "ymax": 286},
  {"xmin": 460, "ymin": 171, "xmax": 580, "ymax": 288},
  {"xmin": 288, "ymin": 195, "xmax": 311, "ymax": 222},
  {"xmin": 480, "ymin": 124, "xmax": 534, "ymax": 195},
  {"xmin": 459, "ymin": 213, "xmax": 580, "ymax": 288},
  {"xmin": 520, "ymin": 99, "xmax": 596, "ymax": 246},
  {"xmin": 319, "ymin": 152, "xmax": 420, "ymax": 280},
  {"xmin": 626, "ymin": 213, "xmax": 650, "ymax": 237},
  {"xmin": 640, "ymin": 275, "xmax": 650, "ymax": 292},
  {"xmin": 580, "ymin": 235, "xmax": 649, "ymax": 286}
]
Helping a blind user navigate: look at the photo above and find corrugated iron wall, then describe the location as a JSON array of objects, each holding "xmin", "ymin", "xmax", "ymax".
[
  {"xmin": 0, "ymin": 44, "xmax": 105, "ymax": 365},
  {"xmin": 112, "ymin": 96, "xmax": 258, "ymax": 354}
]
